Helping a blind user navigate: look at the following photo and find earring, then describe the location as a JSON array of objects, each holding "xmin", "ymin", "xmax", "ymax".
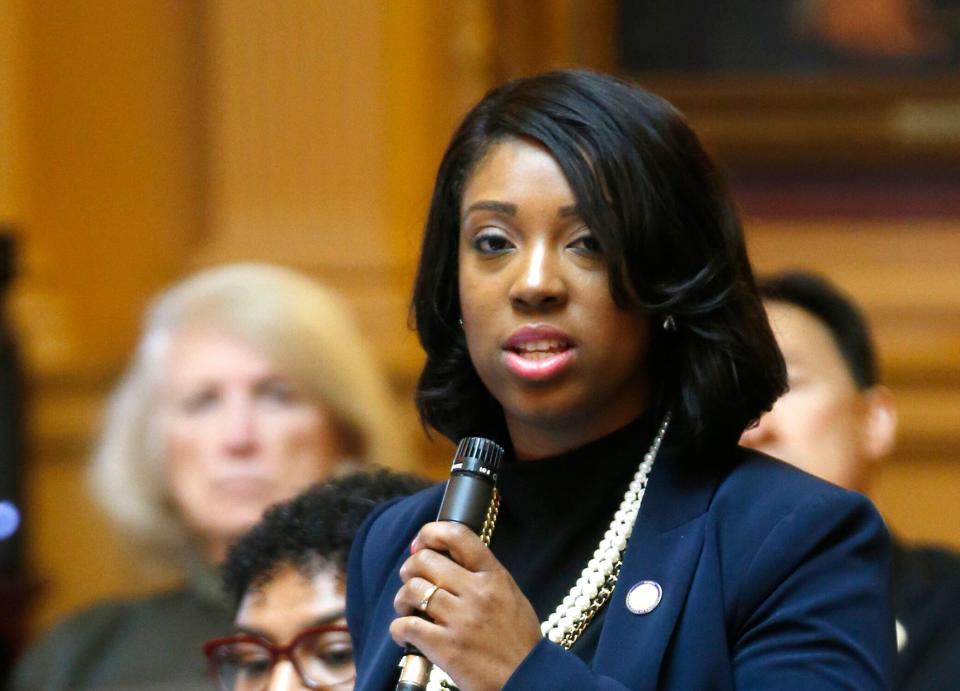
[
  {"xmin": 458, "ymin": 317, "xmax": 464, "ymax": 327},
  {"xmin": 662, "ymin": 315, "xmax": 676, "ymax": 332}
]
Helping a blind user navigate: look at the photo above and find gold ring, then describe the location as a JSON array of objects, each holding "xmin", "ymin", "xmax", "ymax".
[{"xmin": 418, "ymin": 583, "xmax": 441, "ymax": 613}]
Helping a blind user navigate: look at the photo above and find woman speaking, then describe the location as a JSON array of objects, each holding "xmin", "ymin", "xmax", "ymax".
[{"xmin": 347, "ymin": 70, "xmax": 892, "ymax": 690}]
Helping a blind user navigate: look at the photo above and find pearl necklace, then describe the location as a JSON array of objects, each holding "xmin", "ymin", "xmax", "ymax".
[{"xmin": 426, "ymin": 413, "xmax": 670, "ymax": 690}]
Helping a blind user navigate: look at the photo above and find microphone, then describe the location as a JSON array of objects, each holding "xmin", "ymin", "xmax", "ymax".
[{"xmin": 395, "ymin": 436, "xmax": 505, "ymax": 691}]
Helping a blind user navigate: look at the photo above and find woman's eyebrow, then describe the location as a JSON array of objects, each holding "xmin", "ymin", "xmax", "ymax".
[
  {"xmin": 463, "ymin": 200, "xmax": 517, "ymax": 217},
  {"xmin": 231, "ymin": 609, "xmax": 347, "ymax": 641},
  {"xmin": 310, "ymin": 609, "xmax": 348, "ymax": 627},
  {"xmin": 462, "ymin": 201, "xmax": 580, "ymax": 219},
  {"xmin": 233, "ymin": 624, "xmax": 269, "ymax": 639}
]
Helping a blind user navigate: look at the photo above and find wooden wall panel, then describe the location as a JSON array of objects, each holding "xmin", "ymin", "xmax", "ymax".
[
  {"xmin": 10, "ymin": 0, "xmax": 208, "ymax": 636},
  {"xmin": 492, "ymin": 0, "xmax": 616, "ymax": 79},
  {"xmin": 200, "ymin": 0, "xmax": 390, "ymax": 270},
  {"xmin": 0, "ymin": 0, "xmax": 28, "ymax": 223},
  {"xmin": 874, "ymin": 460, "xmax": 960, "ymax": 550},
  {"xmin": 17, "ymin": 0, "xmax": 205, "ymax": 376}
]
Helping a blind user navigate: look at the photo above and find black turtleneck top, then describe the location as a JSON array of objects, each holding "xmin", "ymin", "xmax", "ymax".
[{"xmin": 490, "ymin": 413, "xmax": 658, "ymax": 663}]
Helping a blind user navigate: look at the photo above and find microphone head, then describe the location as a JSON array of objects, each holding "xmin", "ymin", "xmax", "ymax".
[{"xmin": 450, "ymin": 437, "xmax": 504, "ymax": 484}]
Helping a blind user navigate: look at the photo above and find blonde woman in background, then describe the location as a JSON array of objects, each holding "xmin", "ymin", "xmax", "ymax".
[{"xmin": 11, "ymin": 263, "xmax": 412, "ymax": 691}]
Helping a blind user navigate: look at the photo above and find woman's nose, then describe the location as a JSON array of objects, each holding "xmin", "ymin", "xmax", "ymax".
[
  {"xmin": 509, "ymin": 242, "xmax": 567, "ymax": 311},
  {"xmin": 266, "ymin": 660, "xmax": 304, "ymax": 691},
  {"xmin": 221, "ymin": 397, "xmax": 259, "ymax": 455}
]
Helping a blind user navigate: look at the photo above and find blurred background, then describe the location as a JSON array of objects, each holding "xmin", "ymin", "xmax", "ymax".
[{"xmin": 1, "ymin": 0, "xmax": 958, "ymax": 670}]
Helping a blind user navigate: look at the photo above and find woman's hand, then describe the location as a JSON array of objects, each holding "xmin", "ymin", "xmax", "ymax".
[{"xmin": 390, "ymin": 521, "xmax": 543, "ymax": 691}]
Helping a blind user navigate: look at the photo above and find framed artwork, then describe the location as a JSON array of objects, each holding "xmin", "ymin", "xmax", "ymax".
[{"xmin": 617, "ymin": 0, "xmax": 960, "ymax": 165}]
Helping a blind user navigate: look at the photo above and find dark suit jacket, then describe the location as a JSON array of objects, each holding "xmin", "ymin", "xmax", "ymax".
[
  {"xmin": 893, "ymin": 542, "xmax": 960, "ymax": 690},
  {"xmin": 347, "ymin": 447, "xmax": 894, "ymax": 690}
]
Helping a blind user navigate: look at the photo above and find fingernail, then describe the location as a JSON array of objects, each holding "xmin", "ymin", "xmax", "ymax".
[{"xmin": 410, "ymin": 536, "xmax": 419, "ymax": 554}]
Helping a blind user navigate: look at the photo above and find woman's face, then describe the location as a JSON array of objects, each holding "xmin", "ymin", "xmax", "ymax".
[
  {"xmin": 458, "ymin": 137, "xmax": 651, "ymax": 458},
  {"xmin": 161, "ymin": 329, "xmax": 345, "ymax": 561},
  {"xmin": 233, "ymin": 564, "xmax": 352, "ymax": 691}
]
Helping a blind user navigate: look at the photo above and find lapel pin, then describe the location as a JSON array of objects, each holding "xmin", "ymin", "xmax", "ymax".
[{"xmin": 626, "ymin": 580, "xmax": 662, "ymax": 615}]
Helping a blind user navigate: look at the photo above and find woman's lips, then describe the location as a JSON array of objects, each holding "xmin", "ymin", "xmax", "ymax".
[
  {"xmin": 215, "ymin": 475, "xmax": 268, "ymax": 498},
  {"xmin": 502, "ymin": 329, "xmax": 576, "ymax": 382}
]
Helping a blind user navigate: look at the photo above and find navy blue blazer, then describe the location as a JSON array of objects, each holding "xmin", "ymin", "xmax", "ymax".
[{"xmin": 347, "ymin": 447, "xmax": 894, "ymax": 690}]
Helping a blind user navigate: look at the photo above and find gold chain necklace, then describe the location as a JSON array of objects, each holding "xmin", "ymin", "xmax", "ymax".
[{"xmin": 479, "ymin": 488, "xmax": 500, "ymax": 546}]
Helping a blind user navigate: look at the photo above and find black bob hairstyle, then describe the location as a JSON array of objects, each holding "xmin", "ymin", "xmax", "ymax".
[
  {"xmin": 220, "ymin": 469, "xmax": 428, "ymax": 607},
  {"xmin": 758, "ymin": 270, "xmax": 878, "ymax": 391},
  {"xmin": 413, "ymin": 69, "xmax": 786, "ymax": 449}
]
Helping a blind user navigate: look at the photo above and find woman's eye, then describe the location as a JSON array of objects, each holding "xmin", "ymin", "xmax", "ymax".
[
  {"xmin": 299, "ymin": 637, "xmax": 355, "ymax": 677},
  {"xmin": 237, "ymin": 658, "xmax": 271, "ymax": 678},
  {"xmin": 259, "ymin": 381, "xmax": 294, "ymax": 404},
  {"xmin": 568, "ymin": 232, "xmax": 602, "ymax": 255},
  {"xmin": 179, "ymin": 389, "xmax": 219, "ymax": 413},
  {"xmin": 471, "ymin": 231, "xmax": 513, "ymax": 254},
  {"xmin": 318, "ymin": 645, "xmax": 355, "ymax": 669},
  {"xmin": 225, "ymin": 648, "xmax": 272, "ymax": 678}
]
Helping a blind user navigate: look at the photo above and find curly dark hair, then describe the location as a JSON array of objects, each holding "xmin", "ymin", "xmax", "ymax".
[
  {"xmin": 412, "ymin": 69, "xmax": 786, "ymax": 449},
  {"xmin": 221, "ymin": 469, "xmax": 429, "ymax": 606}
]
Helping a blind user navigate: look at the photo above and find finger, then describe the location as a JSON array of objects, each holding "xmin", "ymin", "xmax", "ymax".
[
  {"xmin": 389, "ymin": 614, "xmax": 449, "ymax": 662},
  {"xmin": 398, "ymin": 547, "xmax": 472, "ymax": 595},
  {"xmin": 393, "ymin": 577, "xmax": 456, "ymax": 622},
  {"xmin": 415, "ymin": 521, "xmax": 497, "ymax": 572}
]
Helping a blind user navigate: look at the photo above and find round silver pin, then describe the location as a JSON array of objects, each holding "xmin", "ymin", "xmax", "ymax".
[{"xmin": 626, "ymin": 580, "xmax": 662, "ymax": 615}]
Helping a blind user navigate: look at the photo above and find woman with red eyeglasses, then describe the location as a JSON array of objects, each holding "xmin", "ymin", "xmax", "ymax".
[{"xmin": 205, "ymin": 470, "xmax": 428, "ymax": 691}]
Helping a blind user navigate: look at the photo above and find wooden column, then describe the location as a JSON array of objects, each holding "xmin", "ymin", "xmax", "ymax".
[{"xmin": 12, "ymin": 0, "xmax": 206, "ymax": 635}]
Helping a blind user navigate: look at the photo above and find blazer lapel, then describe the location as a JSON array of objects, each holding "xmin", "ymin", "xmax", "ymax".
[
  {"xmin": 592, "ymin": 442, "xmax": 723, "ymax": 688},
  {"xmin": 355, "ymin": 488, "xmax": 445, "ymax": 691},
  {"xmin": 356, "ymin": 566, "xmax": 407, "ymax": 691}
]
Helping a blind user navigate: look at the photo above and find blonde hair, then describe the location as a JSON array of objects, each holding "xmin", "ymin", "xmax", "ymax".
[{"xmin": 90, "ymin": 263, "xmax": 412, "ymax": 566}]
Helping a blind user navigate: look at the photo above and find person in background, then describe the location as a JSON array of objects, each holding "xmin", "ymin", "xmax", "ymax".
[
  {"xmin": 741, "ymin": 269, "xmax": 960, "ymax": 690},
  {"xmin": 205, "ymin": 469, "xmax": 429, "ymax": 691},
  {"xmin": 12, "ymin": 263, "xmax": 412, "ymax": 691}
]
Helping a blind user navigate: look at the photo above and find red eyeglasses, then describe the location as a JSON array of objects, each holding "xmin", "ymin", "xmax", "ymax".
[{"xmin": 203, "ymin": 624, "xmax": 355, "ymax": 691}]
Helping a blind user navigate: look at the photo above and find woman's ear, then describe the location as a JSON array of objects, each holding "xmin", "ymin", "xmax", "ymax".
[{"xmin": 862, "ymin": 385, "xmax": 898, "ymax": 462}]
